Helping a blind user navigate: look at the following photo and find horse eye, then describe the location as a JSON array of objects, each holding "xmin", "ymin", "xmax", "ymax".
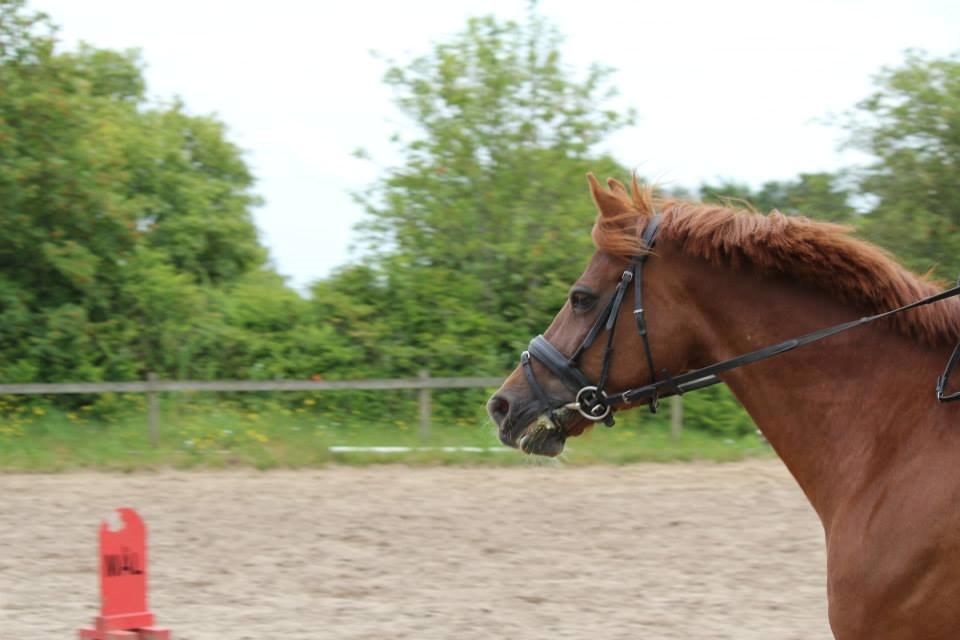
[{"xmin": 570, "ymin": 290, "xmax": 597, "ymax": 311}]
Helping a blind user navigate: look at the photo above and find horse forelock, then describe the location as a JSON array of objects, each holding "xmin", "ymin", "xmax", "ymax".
[{"xmin": 590, "ymin": 181, "xmax": 960, "ymax": 346}]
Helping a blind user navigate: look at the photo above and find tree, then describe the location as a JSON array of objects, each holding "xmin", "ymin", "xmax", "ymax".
[
  {"xmin": 700, "ymin": 173, "xmax": 854, "ymax": 222},
  {"xmin": 0, "ymin": 1, "xmax": 268, "ymax": 382},
  {"xmin": 844, "ymin": 50, "xmax": 960, "ymax": 278},
  {"xmin": 331, "ymin": 10, "xmax": 634, "ymax": 382}
]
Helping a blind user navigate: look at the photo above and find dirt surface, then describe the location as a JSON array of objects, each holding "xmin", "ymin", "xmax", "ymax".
[{"xmin": 0, "ymin": 460, "xmax": 832, "ymax": 639}]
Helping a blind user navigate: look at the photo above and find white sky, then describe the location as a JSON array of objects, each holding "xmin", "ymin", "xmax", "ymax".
[{"xmin": 30, "ymin": 0, "xmax": 960, "ymax": 291}]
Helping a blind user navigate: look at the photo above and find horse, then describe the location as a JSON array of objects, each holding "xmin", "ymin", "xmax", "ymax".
[{"xmin": 487, "ymin": 174, "xmax": 960, "ymax": 639}]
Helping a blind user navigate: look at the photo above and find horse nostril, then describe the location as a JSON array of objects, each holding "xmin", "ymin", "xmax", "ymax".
[{"xmin": 487, "ymin": 394, "xmax": 510, "ymax": 425}]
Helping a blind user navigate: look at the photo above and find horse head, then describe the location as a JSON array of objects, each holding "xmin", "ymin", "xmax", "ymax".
[{"xmin": 488, "ymin": 174, "xmax": 706, "ymax": 456}]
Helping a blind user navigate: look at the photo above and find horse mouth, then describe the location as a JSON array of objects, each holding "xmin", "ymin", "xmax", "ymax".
[
  {"xmin": 498, "ymin": 405, "xmax": 592, "ymax": 457},
  {"xmin": 516, "ymin": 414, "xmax": 567, "ymax": 457}
]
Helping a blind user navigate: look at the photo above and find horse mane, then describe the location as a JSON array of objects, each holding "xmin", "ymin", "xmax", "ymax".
[{"xmin": 591, "ymin": 177, "xmax": 960, "ymax": 346}]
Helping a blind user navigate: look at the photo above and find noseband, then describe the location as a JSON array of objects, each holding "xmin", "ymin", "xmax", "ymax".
[{"xmin": 520, "ymin": 213, "xmax": 960, "ymax": 428}]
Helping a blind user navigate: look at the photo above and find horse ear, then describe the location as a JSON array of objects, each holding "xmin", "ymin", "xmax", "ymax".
[
  {"xmin": 606, "ymin": 178, "xmax": 629, "ymax": 197},
  {"xmin": 586, "ymin": 173, "xmax": 625, "ymax": 218}
]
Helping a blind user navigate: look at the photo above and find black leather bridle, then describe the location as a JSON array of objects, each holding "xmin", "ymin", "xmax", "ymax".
[
  {"xmin": 521, "ymin": 213, "xmax": 960, "ymax": 428},
  {"xmin": 521, "ymin": 214, "xmax": 672, "ymax": 424}
]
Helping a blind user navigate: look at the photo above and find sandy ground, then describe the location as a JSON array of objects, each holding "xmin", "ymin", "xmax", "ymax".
[{"xmin": 0, "ymin": 460, "xmax": 832, "ymax": 640}]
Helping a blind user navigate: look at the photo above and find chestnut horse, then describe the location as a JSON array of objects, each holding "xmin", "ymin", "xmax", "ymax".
[{"xmin": 488, "ymin": 175, "xmax": 960, "ymax": 639}]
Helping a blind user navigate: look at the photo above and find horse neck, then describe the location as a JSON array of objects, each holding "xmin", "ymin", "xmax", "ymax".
[{"xmin": 668, "ymin": 248, "xmax": 949, "ymax": 525}]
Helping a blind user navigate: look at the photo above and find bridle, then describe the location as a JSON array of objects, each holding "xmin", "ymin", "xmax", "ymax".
[
  {"xmin": 520, "ymin": 213, "xmax": 960, "ymax": 428},
  {"xmin": 521, "ymin": 214, "xmax": 671, "ymax": 424}
]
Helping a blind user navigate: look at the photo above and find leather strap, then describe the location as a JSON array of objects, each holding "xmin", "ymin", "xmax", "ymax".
[
  {"xmin": 609, "ymin": 282, "xmax": 960, "ymax": 408},
  {"xmin": 527, "ymin": 336, "xmax": 592, "ymax": 392},
  {"xmin": 936, "ymin": 341, "xmax": 960, "ymax": 402},
  {"xmin": 521, "ymin": 350, "xmax": 557, "ymax": 416},
  {"xmin": 633, "ymin": 214, "xmax": 662, "ymax": 410}
]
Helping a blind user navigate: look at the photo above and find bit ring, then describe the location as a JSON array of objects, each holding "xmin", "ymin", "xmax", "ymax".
[{"xmin": 575, "ymin": 386, "xmax": 611, "ymax": 421}]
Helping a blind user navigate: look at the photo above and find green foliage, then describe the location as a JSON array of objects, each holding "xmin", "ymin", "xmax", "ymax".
[
  {"xmin": 681, "ymin": 385, "xmax": 756, "ymax": 438},
  {"xmin": 700, "ymin": 173, "xmax": 855, "ymax": 222},
  {"xmin": 0, "ymin": 1, "xmax": 269, "ymax": 386},
  {"xmin": 844, "ymin": 50, "xmax": 960, "ymax": 278},
  {"xmin": 338, "ymin": 11, "xmax": 632, "ymax": 386}
]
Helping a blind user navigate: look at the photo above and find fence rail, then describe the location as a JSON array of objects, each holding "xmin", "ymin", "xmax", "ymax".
[
  {"xmin": 0, "ymin": 372, "xmax": 506, "ymax": 444},
  {"xmin": 0, "ymin": 376, "xmax": 505, "ymax": 395},
  {"xmin": 0, "ymin": 373, "xmax": 684, "ymax": 445}
]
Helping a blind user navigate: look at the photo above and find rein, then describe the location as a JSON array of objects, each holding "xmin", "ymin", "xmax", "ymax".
[{"xmin": 522, "ymin": 214, "xmax": 960, "ymax": 427}]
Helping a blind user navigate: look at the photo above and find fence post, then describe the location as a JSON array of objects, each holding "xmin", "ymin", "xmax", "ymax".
[
  {"xmin": 670, "ymin": 395, "xmax": 683, "ymax": 442},
  {"xmin": 147, "ymin": 372, "xmax": 159, "ymax": 447},
  {"xmin": 418, "ymin": 369, "xmax": 431, "ymax": 438}
]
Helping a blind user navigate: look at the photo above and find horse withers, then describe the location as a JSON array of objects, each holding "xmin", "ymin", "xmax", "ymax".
[{"xmin": 488, "ymin": 174, "xmax": 960, "ymax": 639}]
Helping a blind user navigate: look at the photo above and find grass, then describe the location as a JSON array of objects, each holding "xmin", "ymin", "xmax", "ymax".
[{"xmin": 0, "ymin": 396, "xmax": 773, "ymax": 472}]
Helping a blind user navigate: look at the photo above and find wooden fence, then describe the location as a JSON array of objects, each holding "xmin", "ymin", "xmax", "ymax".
[
  {"xmin": 0, "ymin": 372, "xmax": 683, "ymax": 445},
  {"xmin": 0, "ymin": 371, "xmax": 503, "ymax": 444}
]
